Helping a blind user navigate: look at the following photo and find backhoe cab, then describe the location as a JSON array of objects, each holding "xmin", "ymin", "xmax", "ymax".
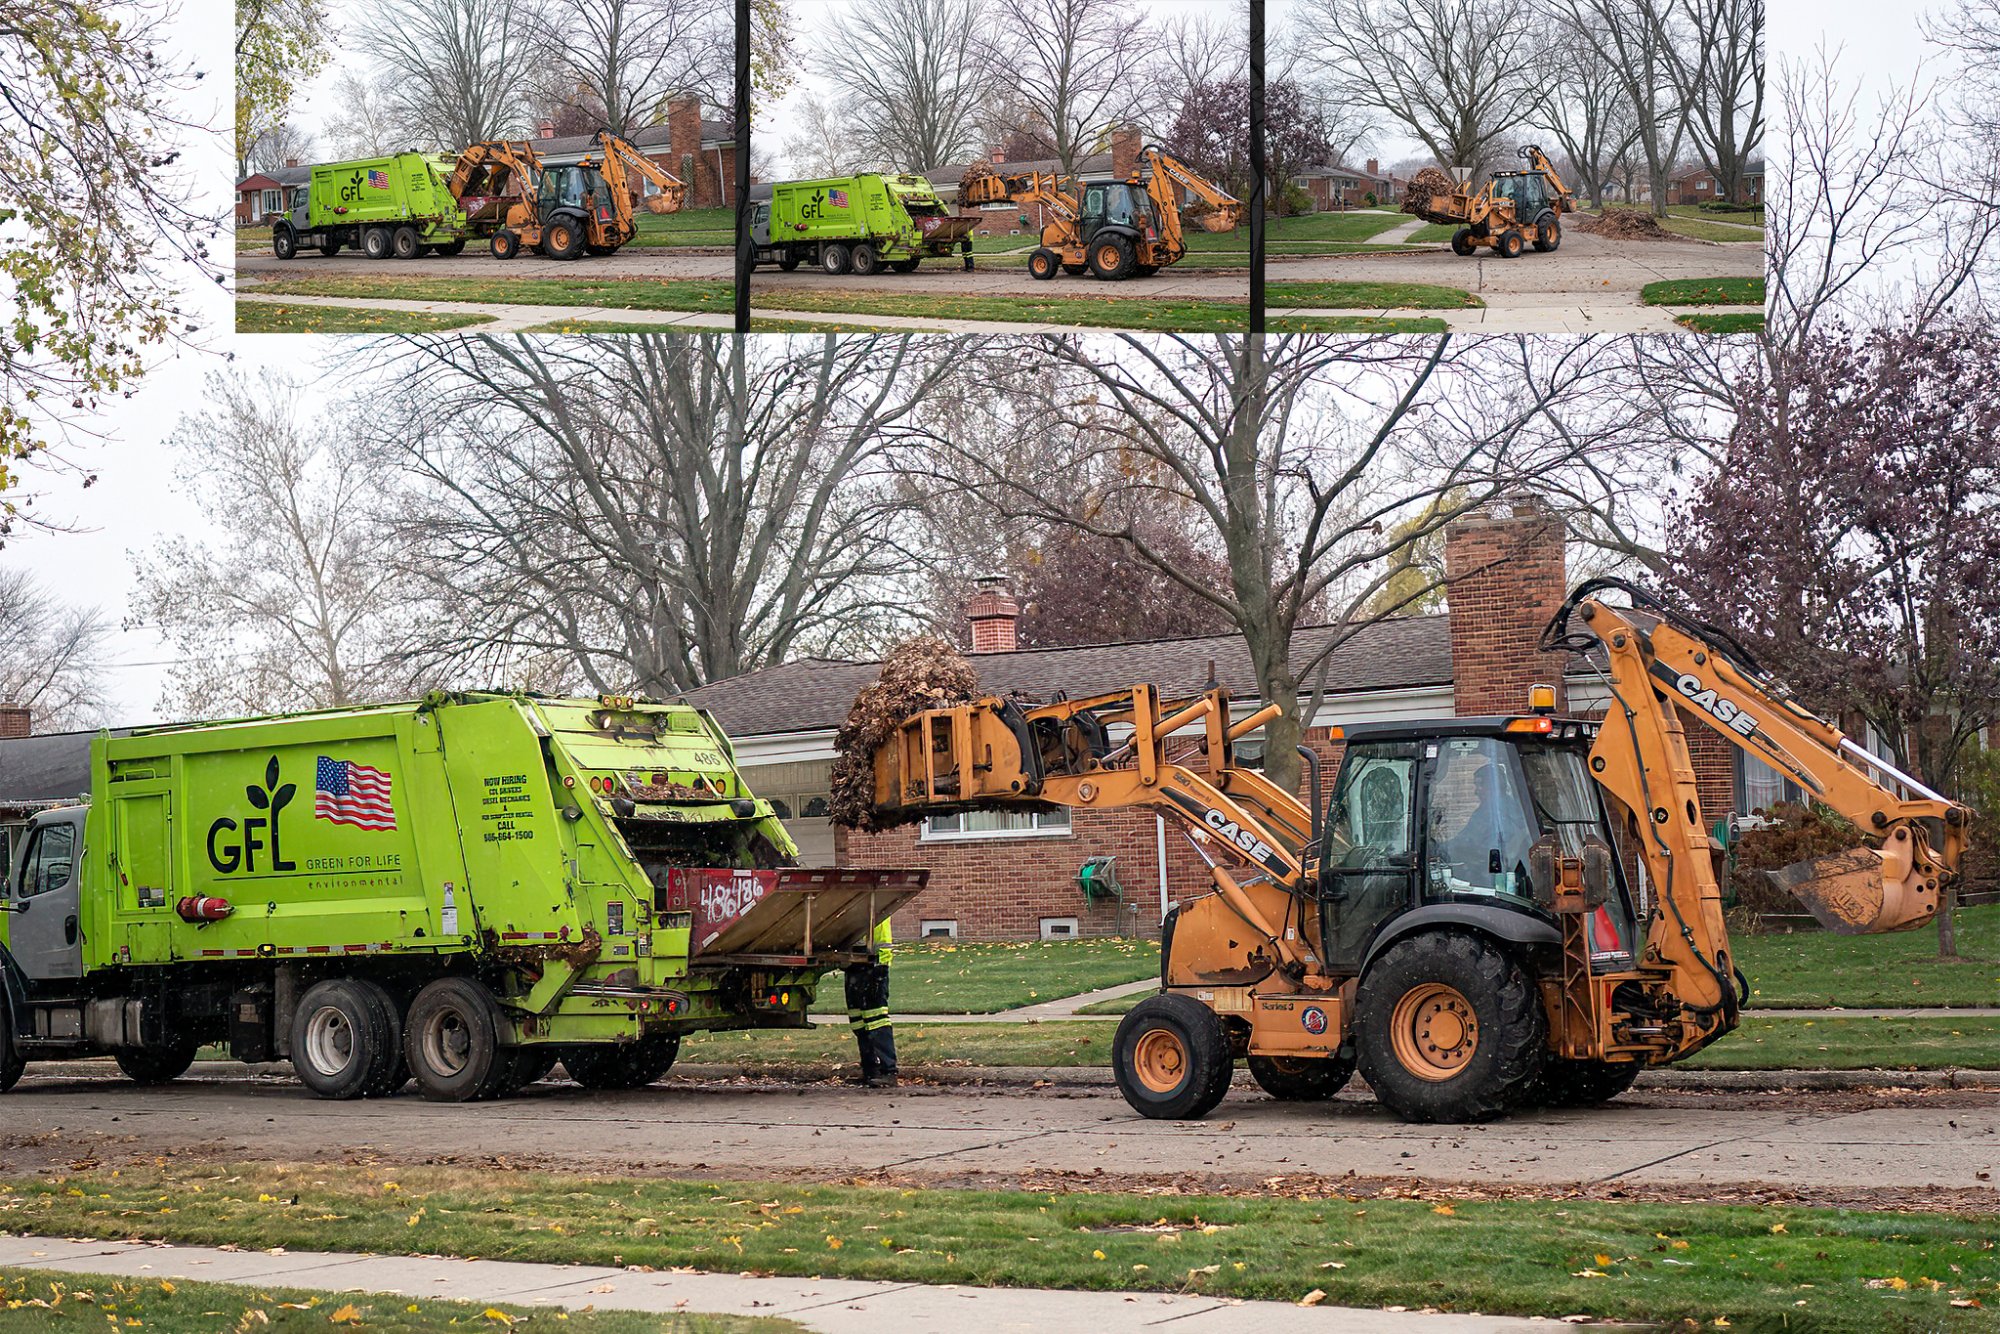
[
  {"xmin": 869, "ymin": 580, "xmax": 1969, "ymax": 1125},
  {"xmin": 1411, "ymin": 145, "xmax": 1575, "ymax": 259}
]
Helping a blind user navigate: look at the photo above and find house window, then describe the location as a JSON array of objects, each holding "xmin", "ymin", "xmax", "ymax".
[
  {"xmin": 921, "ymin": 808, "xmax": 1070, "ymax": 840},
  {"xmin": 262, "ymin": 188, "xmax": 282, "ymax": 215},
  {"xmin": 921, "ymin": 919, "xmax": 958, "ymax": 938},
  {"xmin": 1736, "ymin": 751, "xmax": 1799, "ymax": 820},
  {"xmin": 1039, "ymin": 916, "xmax": 1079, "ymax": 940},
  {"xmin": 1697, "ymin": 180, "xmax": 1711, "ymax": 193}
]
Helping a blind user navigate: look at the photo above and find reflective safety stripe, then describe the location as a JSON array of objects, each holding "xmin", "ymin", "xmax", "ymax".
[
  {"xmin": 863, "ymin": 1017, "xmax": 895, "ymax": 1031},
  {"xmin": 860, "ymin": 1006, "xmax": 889, "ymax": 1020}
]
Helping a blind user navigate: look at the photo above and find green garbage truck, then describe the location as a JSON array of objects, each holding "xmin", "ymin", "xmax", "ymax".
[
  {"xmin": 0, "ymin": 693, "xmax": 920, "ymax": 1101},
  {"xmin": 750, "ymin": 173, "xmax": 981, "ymax": 275},
  {"xmin": 271, "ymin": 152, "xmax": 471, "ymax": 261}
]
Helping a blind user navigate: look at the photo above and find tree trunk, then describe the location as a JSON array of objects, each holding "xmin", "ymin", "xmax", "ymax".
[{"xmin": 1936, "ymin": 884, "xmax": 1960, "ymax": 959}]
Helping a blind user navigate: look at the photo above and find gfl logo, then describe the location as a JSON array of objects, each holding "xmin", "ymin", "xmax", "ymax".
[{"xmin": 207, "ymin": 756, "xmax": 298, "ymax": 874}]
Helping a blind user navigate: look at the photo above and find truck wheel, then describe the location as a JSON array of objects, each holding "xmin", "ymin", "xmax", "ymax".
[
  {"xmin": 1451, "ymin": 228, "xmax": 1477, "ymax": 256},
  {"xmin": 562, "ymin": 1033, "xmax": 680, "ymax": 1090},
  {"xmin": 1113, "ymin": 993, "xmax": 1233, "ymax": 1120},
  {"xmin": 291, "ymin": 978, "xmax": 397, "ymax": 1100},
  {"xmin": 1028, "ymin": 248, "xmax": 1059, "ymax": 280},
  {"xmin": 1088, "ymin": 233, "xmax": 1137, "ymax": 280},
  {"xmin": 1496, "ymin": 229, "xmax": 1525, "ymax": 259},
  {"xmin": 354, "ymin": 978, "xmax": 409, "ymax": 1096},
  {"xmin": 272, "ymin": 225, "xmax": 298, "ymax": 260},
  {"xmin": 1533, "ymin": 219, "xmax": 1561, "ymax": 253},
  {"xmin": 1355, "ymin": 932, "xmax": 1545, "ymax": 1124},
  {"xmin": 115, "ymin": 1037, "xmax": 200, "ymax": 1087},
  {"xmin": 542, "ymin": 219, "xmax": 585, "ymax": 260},
  {"xmin": 1527, "ymin": 1057, "xmax": 1640, "ymax": 1108},
  {"xmin": 318, "ymin": 238, "xmax": 341, "ymax": 257},
  {"xmin": 432, "ymin": 239, "xmax": 466, "ymax": 258},
  {"xmin": 891, "ymin": 257, "xmax": 921, "ymax": 273},
  {"xmin": 820, "ymin": 243, "xmax": 851, "ymax": 275},
  {"xmin": 778, "ymin": 253, "xmax": 802, "ymax": 271},
  {"xmin": 491, "ymin": 230, "xmax": 520, "ymax": 260},
  {"xmin": 392, "ymin": 225, "xmax": 422, "ymax": 260},
  {"xmin": 850, "ymin": 243, "xmax": 881, "ymax": 275},
  {"xmin": 0, "ymin": 996, "xmax": 24, "ymax": 1093},
  {"xmin": 363, "ymin": 227, "xmax": 392, "ymax": 260},
  {"xmin": 1248, "ymin": 1051, "xmax": 1356, "ymax": 1102},
  {"xmin": 404, "ymin": 976, "xmax": 507, "ymax": 1102}
]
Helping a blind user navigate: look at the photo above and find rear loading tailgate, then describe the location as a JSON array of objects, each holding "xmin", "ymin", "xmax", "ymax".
[
  {"xmin": 916, "ymin": 215, "xmax": 980, "ymax": 251},
  {"xmin": 663, "ymin": 868, "xmax": 926, "ymax": 966}
]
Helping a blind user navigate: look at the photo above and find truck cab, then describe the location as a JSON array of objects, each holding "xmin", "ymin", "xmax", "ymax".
[{"xmin": 3, "ymin": 806, "xmax": 87, "ymax": 986}]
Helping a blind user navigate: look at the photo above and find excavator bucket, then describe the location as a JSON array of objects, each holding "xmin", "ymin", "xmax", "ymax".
[
  {"xmin": 643, "ymin": 195, "xmax": 674, "ymax": 215},
  {"xmin": 1191, "ymin": 206, "xmax": 1241, "ymax": 233},
  {"xmin": 1763, "ymin": 846, "xmax": 1940, "ymax": 935}
]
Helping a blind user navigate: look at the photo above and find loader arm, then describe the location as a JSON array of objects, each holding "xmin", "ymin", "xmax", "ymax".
[
  {"xmin": 872, "ymin": 684, "xmax": 1325, "ymax": 980},
  {"xmin": 590, "ymin": 129, "xmax": 686, "ymax": 215},
  {"xmin": 1518, "ymin": 144, "xmax": 1575, "ymax": 211},
  {"xmin": 1137, "ymin": 145, "xmax": 1245, "ymax": 262},
  {"xmin": 960, "ymin": 165, "xmax": 1079, "ymax": 224},
  {"xmin": 1546, "ymin": 578, "xmax": 1971, "ymax": 1036},
  {"xmin": 446, "ymin": 140, "xmax": 542, "ymax": 227}
]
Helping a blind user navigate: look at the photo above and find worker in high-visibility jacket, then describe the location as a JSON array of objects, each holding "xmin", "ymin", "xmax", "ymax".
[{"xmin": 846, "ymin": 917, "xmax": 897, "ymax": 1088}]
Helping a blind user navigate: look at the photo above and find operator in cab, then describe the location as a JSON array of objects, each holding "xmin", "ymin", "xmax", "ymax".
[{"xmin": 846, "ymin": 918, "xmax": 897, "ymax": 1088}]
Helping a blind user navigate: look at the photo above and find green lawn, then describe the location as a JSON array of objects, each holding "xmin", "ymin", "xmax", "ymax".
[
  {"xmin": 629, "ymin": 206, "xmax": 734, "ymax": 247},
  {"xmin": 1264, "ymin": 315, "xmax": 1452, "ymax": 332},
  {"xmin": 235, "ymin": 301, "xmax": 497, "ymax": 333},
  {"xmin": 1267, "ymin": 280, "xmax": 1482, "ymax": 310},
  {"xmin": 1405, "ymin": 223, "xmax": 1459, "ymax": 244},
  {"xmin": 0, "ymin": 1268, "xmax": 780, "ymax": 1332},
  {"xmin": 1735, "ymin": 905, "xmax": 2000, "ymax": 1007},
  {"xmin": 1267, "ymin": 212, "xmax": 1410, "ymax": 244},
  {"xmin": 10, "ymin": 1164, "xmax": 1995, "ymax": 1331},
  {"xmin": 812, "ymin": 937, "xmax": 1158, "ymax": 1014},
  {"xmin": 245, "ymin": 275, "xmax": 735, "ymax": 313},
  {"xmin": 1641, "ymin": 276, "xmax": 1767, "ymax": 306},
  {"xmin": 751, "ymin": 291, "xmax": 1247, "ymax": 331},
  {"xmin": 1600, "ymin": 203, "xmax": 1766, "ymax": 242},
  {"xmin": 1677, "ymin": 312, "xmax": 1767, "ymax": 334}
]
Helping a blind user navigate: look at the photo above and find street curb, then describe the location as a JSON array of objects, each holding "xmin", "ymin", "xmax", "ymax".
[{"xmin": 672, "ymin": 1062, "xmax": 2000, "ymax": 1093}]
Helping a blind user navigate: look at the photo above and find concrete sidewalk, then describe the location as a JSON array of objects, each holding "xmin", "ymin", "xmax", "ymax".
[{"xmin": 0, "ymin": 1235, "xmax": 1559, "ymax": 1332}]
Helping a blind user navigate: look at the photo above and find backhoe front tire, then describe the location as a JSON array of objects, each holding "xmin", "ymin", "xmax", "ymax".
[
  {"xmin": 562, "ymin": 1034, "xmax": 681, "ymax": 1090},
  {"xmin": 116, "ymin": 1038, "xmax": 200, "ymax": 1087},
  {"xmin": 1113, "ymin": 993, "xmax": 1233, "ymax": 1120},
  {"xmin": 1088, "ymin": 232, "xmax": 1137, "ymax": 280},
  {"xmin": 1356, "ymin": 932, "xmax": 1545, "ymax": 1124},
  {"xmin": 1450, "ymin": 228, "xmax": 1477, "ymax": 256},
  {"xmin": 1028, "ymin": 248, "xmax": 1060, "ymax": 280},
  {"xmin": 291, "ymin": 978, "xmax": 397, "ymax": 1100},
  {"xmin": 404, "ymin": 976, "xmax": 508, "ymax": 1102},
  {"xmin": 491, "ymin": 230, "xmax": 520, "ymax": 260},
  {"xmin": 1496, "ymin": 228, "xmax": 1525, "ymax": 259},
  {"xmin": 1248, "ymin": 1051, "xmax": 1356, "ymax": 1102},
  {"xmin": 1529, "ymin": 1057, "xmax": 1640, "ymax": 1108}
]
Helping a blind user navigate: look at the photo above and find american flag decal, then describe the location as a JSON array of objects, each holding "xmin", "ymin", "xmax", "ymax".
[
  {"xmin": 828, "ymin": 188, "xmax": 848, "ymax": 207},
  {"xmin": 366, "ymin": 168, "xmax": 390, "ymax": 189},
  {"xmin": 316, "ymin": 756, "xmax": 397, "ymax": 831}
]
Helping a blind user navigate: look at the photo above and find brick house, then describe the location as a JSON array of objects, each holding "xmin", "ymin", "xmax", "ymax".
[
  {"xmin": 1669, "ymin": 160, "xmax": 1764, "ymax": 206},
  {"xmin": 685, "ymin": 499, "xmax": 1783, "ymax": 943},
  {"xmin": 1293, "ymin": 158, "xmax": 1396, "ymax": 211},
  {"xmin": 234, "ymin": 163, "xmax": 311, "ymax": 224},
  {"xmin": 534, "ymin": 97, "xmax": 736, "ymax": 210}
]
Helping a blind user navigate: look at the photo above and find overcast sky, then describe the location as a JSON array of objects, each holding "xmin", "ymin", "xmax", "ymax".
[
  {"xmin": 756, "ymin": 0, "xmax": 1242, "ymax": 179},
  {"xmin": 0, "ymin": 0, "xmax": 1943, "ymax": 726}
]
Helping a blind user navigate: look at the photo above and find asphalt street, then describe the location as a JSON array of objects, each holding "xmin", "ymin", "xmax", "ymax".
[
  {"xmin": 237, "ymin": 247, "xmax": 732, "ymax": 281},
  {"xmin": 4, "ymin": 1066, "xmax": 1992, "ymax": 1196}
]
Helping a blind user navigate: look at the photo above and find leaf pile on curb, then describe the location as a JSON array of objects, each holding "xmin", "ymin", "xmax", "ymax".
[
  {"xmin": 829, "ymin": 635, "xmax": 981, "ymax": 831},
  {"xmin": 1573, "ymin": 210, "xmax": 1677, "ymax": 242}
]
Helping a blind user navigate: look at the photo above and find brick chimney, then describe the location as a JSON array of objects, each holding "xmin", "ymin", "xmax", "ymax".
[
  {"xmin": 668, "ymin": 96, "xmax": 705, "ymax": 206},
  {"xmin": 537, "ymin": 119, "xmax": 555, "ymax": 139},
  {"xmin": 990, "ymin": 147, "xmax": 1005, "ymax": 164},
  {"xmin": 0, "ymin": 703, "xmax": 30, "ymax": 739},
  {"xmin": 1111, "ymin": 125, "xmax": 1142, "ymax": 180},
  {"xmin": 1442, "ymin": 495, "xmax": 1568, "ymax": 716},
  {"xmin": 966, "ymin": 578, "xmax": 1020, "ymax": 654},
  {"xmin": 285, "ymin": 157, "xmax": 300, "ymax": 168}
]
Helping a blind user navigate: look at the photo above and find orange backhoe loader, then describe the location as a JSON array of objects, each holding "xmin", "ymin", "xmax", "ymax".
[
  {"xmin": 869, "ymin": 579, "xmax": 1969, "ymax": 1123},
  {"xmin": 446, "ymin": 129, "xmax": 685, "ymax": 260},
  {"xmin": 960, "ymin": 144, "xmax": 1245, "ymax": 280},
  {"xmin": 1405, "ymin": 144, "xmax": 1576, "ymax": 258}
]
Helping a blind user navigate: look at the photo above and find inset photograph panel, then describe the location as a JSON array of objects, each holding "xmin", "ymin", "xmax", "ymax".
[
  {"xmin": 1268, "ymin": 0, "xmax": 1764, "ymax": 334},
  {"xmin": 236, "ymin": 0, "xmax": 736, "ymax": 334},
  {"xmin": 750, "ymin": 0, "xmax": 1250, "ymax": 333}
]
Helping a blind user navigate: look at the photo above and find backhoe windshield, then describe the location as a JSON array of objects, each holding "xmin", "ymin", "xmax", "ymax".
[
  {"xmin": 1494, "ymin": 173, "xmax": 1549, "ymax": 214},
  {"xmin": 1425, "ymin": 737, "xmax": 1634, "ymax": 962},
  {"xmin": 1084, "ymin": 183, "xmax": 1156, "ymax": 229},
  {"xmin": 541, "ymin": 165, "xmax": 611, "ymax": 211}
]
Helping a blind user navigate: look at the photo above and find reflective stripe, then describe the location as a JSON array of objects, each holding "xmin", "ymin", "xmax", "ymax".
[
  {"xmin": 860, "ymin": 1006, "xmax": 889, "ymax": 1020},
  {"xmin": 863, "ymin": 1017, "xmax": 895, "ymax": 1031}
]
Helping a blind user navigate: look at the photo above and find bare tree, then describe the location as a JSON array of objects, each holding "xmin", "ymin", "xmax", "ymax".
[
  {"xmin": 532, "ymin": 0, "xmax": 729, "ymax": 137},
  {"xmin": 816, "ymin": 0, "xmax": 995, "ymax": 172},
  {"xmin": 937, "ymin": 334, "xmax": 1630, "ymax": 792},
  {"xmin": 1295, "ymin": 0, "xmax": 1529, "ymax": 173},
  {"xmin": 1143, "ymin": 3, "xmax": 1249, "ymax": 134},
  {"xmin": 247, "ymin": 121, "xmax": 316, "ymax": 174},
  {"xmin": 1524, "ymin": 17, "xmax": 1641, "ymax": 208},
  {"xmin": 992, "ymin": 0, "xmax": 1150, "ymax": 178},
  {"xmin": 322, "ymin": 70, "xmax": 406, "ymax": 160},
  {"xmin": 782, "ymin": 92, "xmax": 869, "ymax": 179},
  {"xmin": 359, "ymin": 0, "xmax": 542, "ymax": 151},
  {"xmin": 371, "ymin": 335, "xmax": 970, "ymax": 695},
  {"xmin": 129, "ymin": 370, "xmax": 435, "ymax": 719},
  {"xmin": 0, "ymin": 569, "xmax": 107, "ymax": 729},
  {"xmin": 1549, "ymin": 0, "xmax": 1687, "ymax": 217},
  {"xmin": 1659, "ymin": 0, "xmax": 1765, "ymax": 205}
]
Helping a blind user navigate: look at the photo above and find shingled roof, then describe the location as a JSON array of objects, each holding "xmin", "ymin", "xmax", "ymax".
[
  {"xmin": 684, "ymin": 615, "xmax": 1454, "ymax": 739},
  {"xmin": 0, "ymin": 727, "xmax": 131, "ymax": 809}
]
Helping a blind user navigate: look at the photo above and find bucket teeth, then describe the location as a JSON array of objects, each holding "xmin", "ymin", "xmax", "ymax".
[{"xmin": 1761, "ymin": 847, "xmax": 1938, "ymax": 935}]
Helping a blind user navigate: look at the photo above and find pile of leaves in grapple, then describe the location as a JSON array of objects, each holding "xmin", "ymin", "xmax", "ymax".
[
  {"xmin": 1401, "ymin": 167, "xmax": 1458, "ymax": 219},
  {"xmin": 1572, "ymin": 209, "xmax": 1678, "ymax": 242},
  {"xmin": 1729, "ymin": 801, "xmax": 1866, "ymax": 917},
  {"xmin": 828, "ymin": 635, "xmax": 981, "ymax": 832},
  {"xmin": 959, "ymin": 160, "xmax": 1002, "ymax": 200}
]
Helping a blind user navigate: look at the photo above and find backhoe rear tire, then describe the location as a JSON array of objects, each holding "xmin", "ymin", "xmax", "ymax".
[
  {"xmin": 1113, "ymin": 992, "xmax": 1233, "ymax": 1120},
  {"xmin": 1356, "ymin": 932, "xmax": 1544, "ymax": 1123},
  {"xmin": 562, "ymin": 1034, "xmax": 681, "ymax": 1091},
  {"xmin": 318, "ymin": 239, "xmax": 341, "ymax": 257},
  {"xmin": 1533, "ymin": 218, "xmax": 1561, "ymax": 253},
  {"xmin": 1496, "ymin": 228, "xmax": 1525, "ymax": 259},
  {"xmin": 404, "ymin": 976, "xmax": 508, "ymax": 1102},
  {"xmin": 1028, "ymin": 248, "xmax": 1060, "ymax": 280},
  {"xmin": 291, "ymin": 978, "xmax": 397, "ymax": 1100},
  {"xmin": 778, "ymin": 253, "xmax": 802, "ymax": 271},
  {"xmin": 1528, "ymin": 1057, "xmax": 1640, "ymax": 1108},
  {"xmin": 891, "ymin": 257, "xmax": 921, "ymax": 272},
  {"xmin": 1088, "ymin": 232, "xmax": 1137, "ymax": 280},
  {"xmin": 542, "ymin": 218, "xmax": 585, "ymax": 260},
  {"xmin": 116, "ymin": 1037, "xmax": 200, "ymax": 1087},
  {"xmin": 1248, "ymin": 1051, "xmax": 1356, "ymax": 1102}
]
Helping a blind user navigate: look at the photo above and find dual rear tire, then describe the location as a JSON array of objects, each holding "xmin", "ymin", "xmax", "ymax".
[{"xmin": 291, "ymin": 977, "xmax": 405, "ymax": 1100}]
